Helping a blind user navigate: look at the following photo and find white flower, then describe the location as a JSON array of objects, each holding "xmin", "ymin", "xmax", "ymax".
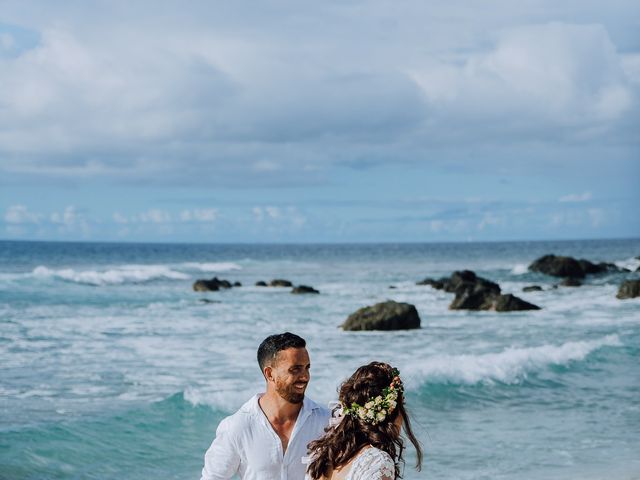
[
  {"xmin": 365, "ymin": 401, "xmax": 374, "ymax": 409},
  {"xmin": 376, "ymin": 411, "xmax": 386, "ymax": 422}
]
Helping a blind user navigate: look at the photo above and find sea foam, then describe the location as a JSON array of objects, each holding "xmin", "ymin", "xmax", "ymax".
[
  {"xmin": 407, "ymin": 335, "xmax": 621, "ymax": 386},
  {"xmin": 615, "ymin": 256, "xmax": 640, "ymax": 272},
  {"xmin": 511, "ymin": 263, "xmax": 529, "ymax": 275},
  {"xmin": 32, "ymin": 265, "xmax": 189, "ymax": 286}
]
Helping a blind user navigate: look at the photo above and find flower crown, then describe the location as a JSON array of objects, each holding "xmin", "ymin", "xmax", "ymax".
[{"xmin": 341, "ymin": 368, "xmax": 403, "ymax": 425}]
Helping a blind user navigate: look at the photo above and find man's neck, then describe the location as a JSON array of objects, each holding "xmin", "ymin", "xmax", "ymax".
[
  {"xmin": 258, "ymin": 391, "xmax": 304, "ymax": 424},
  {"xmin": 258, "ymin": 391, "xmax": 305, "ymax": 454}
]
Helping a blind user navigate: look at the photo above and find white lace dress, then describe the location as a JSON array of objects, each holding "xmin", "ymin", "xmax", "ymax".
[
  {"xmin": 344, "ymin": 447, "xmax": 395, "ymax": 480},
  {"xmin": 305, "ymin": 446, "xmax": 395, "ymax": 480}
]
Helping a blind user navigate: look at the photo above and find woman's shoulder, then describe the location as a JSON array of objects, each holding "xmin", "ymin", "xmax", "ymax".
[
  {"xmin": 349, "ymin": 446, "xmax": 395, "ymax": 479},
  {"xmin": 359, "ymin": 446, "xmax": 393, "ymax": 462}
]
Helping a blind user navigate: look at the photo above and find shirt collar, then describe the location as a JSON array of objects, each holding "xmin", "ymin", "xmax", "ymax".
[{"xmin": 246, "ymin": 393, "xmax": 321, "ymax": 417}]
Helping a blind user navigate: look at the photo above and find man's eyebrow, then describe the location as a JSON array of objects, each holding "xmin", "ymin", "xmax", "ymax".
[{"xmin": 289, "ymin": 363, "xmax": 311, "ymax": 368}]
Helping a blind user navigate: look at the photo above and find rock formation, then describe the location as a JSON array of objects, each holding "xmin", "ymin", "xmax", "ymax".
[{"xmin": 342, "ymin": 301, "xmax": 421, "ymax": 331}]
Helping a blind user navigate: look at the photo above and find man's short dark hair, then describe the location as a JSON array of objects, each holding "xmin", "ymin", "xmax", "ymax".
[{"xmin": 257, "ymin": 332, "xmax": 306, "ymax": 371}]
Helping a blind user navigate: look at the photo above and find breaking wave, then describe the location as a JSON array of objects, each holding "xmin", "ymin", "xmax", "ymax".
[
  {"xmin": 408, "ymin": 335, "xmax": 621, "ymax": 386},
  {"xmin": 32, "ymin": 265, "xmax": 190, "ymax": 286},
  {"xmin": 510, "ymin": 263, "xmax": 529, "ymax": 275}
]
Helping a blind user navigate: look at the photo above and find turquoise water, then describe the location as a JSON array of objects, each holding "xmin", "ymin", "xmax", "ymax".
[{"xmin": 1, "ymin": 239, "xmax": 639, "ymax": 479}]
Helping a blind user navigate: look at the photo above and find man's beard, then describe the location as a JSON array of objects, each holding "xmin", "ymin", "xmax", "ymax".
[{"xmin": 275, "ymin": 379, "xmax": 306, "ymax": 404}]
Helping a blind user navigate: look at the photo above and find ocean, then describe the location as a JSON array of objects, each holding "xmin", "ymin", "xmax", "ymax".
[{"xmin": 1, "ymin": 239, "xmax": 639, "ymax": 480}]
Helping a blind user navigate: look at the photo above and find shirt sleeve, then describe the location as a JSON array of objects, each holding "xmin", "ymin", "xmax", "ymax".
[{"xmin": 200, "ymin": 417, "xmax": 241, "ymax": 480}]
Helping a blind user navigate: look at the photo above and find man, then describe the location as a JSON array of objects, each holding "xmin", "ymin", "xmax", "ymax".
[{"xmin": 200, "ymin": 332, "xmax": 329, "ymax": 479}]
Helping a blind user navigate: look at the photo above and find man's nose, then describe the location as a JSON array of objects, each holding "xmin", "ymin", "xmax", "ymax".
[{"xmin": 300, "ymin": 369, "xmax": 310, "ymax": 381}]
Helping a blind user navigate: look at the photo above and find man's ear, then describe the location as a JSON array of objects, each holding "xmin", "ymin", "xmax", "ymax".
[{"xmin": 263, "ymin": 365, "xmax": 274, "ymax": 382}]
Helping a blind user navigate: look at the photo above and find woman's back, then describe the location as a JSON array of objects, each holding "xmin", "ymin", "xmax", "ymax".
[
  {"xmin": 341, "ymin": 447, "xmax": 395, "ymax": 480},
  {"xmin": 306, "ymin": 446, "xmax": 395, "ymax": 480}
]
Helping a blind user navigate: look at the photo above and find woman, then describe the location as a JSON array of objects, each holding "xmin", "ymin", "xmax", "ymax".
[{"xmin": 306, "ymin": 362, "xmax": 423, "ymax": 480}]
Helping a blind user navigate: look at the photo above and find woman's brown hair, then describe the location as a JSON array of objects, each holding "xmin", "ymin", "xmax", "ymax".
[{"xmin": 307, "ymin": 362, "xmax": 423, "ymax": 479}]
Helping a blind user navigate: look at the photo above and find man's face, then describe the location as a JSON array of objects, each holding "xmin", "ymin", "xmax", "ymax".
[{"xmin": 270, "ymin": 347, "xmax": 310, "ymax": 404}]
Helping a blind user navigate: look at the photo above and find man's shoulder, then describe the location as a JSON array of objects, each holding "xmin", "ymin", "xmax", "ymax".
[
  {"xmin": 304, "ymin": 397, "xmax": 331, "ymax": 419},
  {"xmin": 217, "ymin": 395, "xmax": 260, "ymax": 433}
]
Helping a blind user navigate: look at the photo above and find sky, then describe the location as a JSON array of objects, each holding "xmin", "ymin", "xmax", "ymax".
[{"xmin": 1, "ymin": 1, "xmax": 638, "ymax": 243}]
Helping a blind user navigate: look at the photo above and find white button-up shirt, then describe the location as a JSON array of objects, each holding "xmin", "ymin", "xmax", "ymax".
[{"xmin": 200, "ymin": 394, "xmax": 330, "ymax": 480}]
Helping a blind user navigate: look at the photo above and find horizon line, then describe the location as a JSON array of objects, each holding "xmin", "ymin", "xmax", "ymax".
[{"xmin": 1, "ymin": 236, "xmax": 639, "ymax": 248}]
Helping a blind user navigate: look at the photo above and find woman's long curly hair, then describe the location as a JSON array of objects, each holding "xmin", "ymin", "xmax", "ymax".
[{"xmin": 307, "ymin": 362, "xmax": 423, "ymax": 479}]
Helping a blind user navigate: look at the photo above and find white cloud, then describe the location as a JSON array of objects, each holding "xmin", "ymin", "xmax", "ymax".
[
  {"xmin": 50, "ymin": 206, "xmax": 81, "ymax": 225},
  {"xmin": 559, "ymin": 192, "xmax": 592, "ymax": 203},
  {"xmin": 180, "ymin": 208, "xmax": 218, "ymax": 222},
  {"xmin": 252, "ymin": 205, "xmax": 306, "ymax": 228},
  {"xmin": 409, "ymin": 23, "xmax": 634, "ymax": 133},
  {"xmin": 113, "ymin": 212, "xmax": 129, "ymax": 224},
  {"xmin": 4, "ymin": 205, "xmax": 42, "ymax": 224},
  {"xmin": 138, "ymin": 209, "xmax": 171, "ymax": 223},
  {"xmin": 0, "ymin": 5, "xmax": 635, "ymax": 188},
  {"xmin": 265, "ymin": 206, "xmax": 281, "ymax": 219},
  {"xmin": 252, "ymin": 207, "xmax": 264, "ymax": 222}
]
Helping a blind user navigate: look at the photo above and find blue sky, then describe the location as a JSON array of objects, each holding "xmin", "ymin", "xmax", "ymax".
[{"xmin": 1, "ymin": 1, "xmax": 638, "ymax": 242}]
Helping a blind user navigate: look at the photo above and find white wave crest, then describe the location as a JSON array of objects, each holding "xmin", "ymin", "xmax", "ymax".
[
  {"xmin": 183, "ymin": 385, "xmax": 256, "ymax": 412},
  {"xmin": 615, "ymin": 256, "xmax": 640, "ymax": 272},
  {"xmin": 408, "ymin": 335, "xmax": 621, "ymax": 386},
  {"xmin": 32, "ymin": 265, "xmax": 189, "ymax": 286},
  {"xmin": 179, "ymin": 262, "xmax": 242, "ymax": 272},
  {"xmin": 511, "ymin": 263, "xmax": 529, "ymax": 275}
]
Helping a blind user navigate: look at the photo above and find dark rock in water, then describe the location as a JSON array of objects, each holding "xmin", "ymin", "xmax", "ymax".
[
  {"xmin": 529, "ymin": 254, "xmax": 626, "ymax": 278},
  {"xmin": 449, "ymin": 287, "xmax": 495, "ymax": 310},
  {"xmin": 493, "ymin": 294, "xmax": 541, "ymax": 311},
  {"xmin": 560, "ymin": 277, "xmax": 582, "ymax": 287},
  {"xmin": 616, "ymin": 280, "xmax": 640, "ymax": 299},
  {"xmin": 581, "ymin": 260, "xmax": 627, "ymax": 274},
  {"xmin": 439, "ymin": 270, "xmax": 540, "ymax": 311},
  {"xmin": 419, "ymin": 269, "xmax": 499, "ymax": 292},
  {"xmin": 522, "ymin": 285, "xmax": 543, "ymax": 292},
  {"xmin": 451, "ymin": 290, "xmax": 541, "ymax": 311},
  {"xmin": 447, "ymin": 270, "xmax": 502, "ymax": 310},
  {"xmin": 291, "ymin": 285, "xmax": 320, "ymax": 294},
  {"xmin": 447, "ymin": 270, "xmax": 501, "ymax": 295},
  {"xmin": 193, "ymin": 277, "xmax": 233, "ymax": 291},
  {"xmin": 529, "ymin": 255, "xmax": 586, "ymax": 278},
  {"xmin": 420, "ymin": 269, "xmax": 542, "ymax": 312},
  {"xmin": 342, "ymin": 301, "xmax": 421, "ymax": 331},
  {"xmin": 416, "ymin": 277, "xmax": 446, "ymax": 290},
  {"xmin": 233, "ymin": 281, "xmax": 242, "ymax": 287},
  {"xmin": 388, "ymin": 285, "xmax": 397, "ymax": 289},
  {"xmin": 255, "ymin": 281, "xmax": 268, "ymax": 287},
  {"xmin": 270, "ymin": 279, "xmax": 293, "ymax": 287},
  {"xmin": 199, "ymin": 298, "xmax": 221, "ymax": 304},
  {"xmin": 194, "ymin": 280, "xmax": 218, "ymax": 292}
]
